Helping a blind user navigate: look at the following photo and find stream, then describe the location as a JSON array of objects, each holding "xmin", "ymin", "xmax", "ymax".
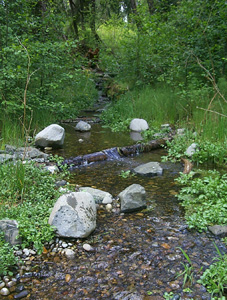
[{"xmin": 11, "ymin": 120, "xmax": 226, "ymax": 300}]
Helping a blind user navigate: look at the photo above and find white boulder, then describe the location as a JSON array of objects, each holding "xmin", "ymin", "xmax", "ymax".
[
  {"xmin": 48, "ymin": 192, "xmax": 96, "ymax": 238},
  {"xmin": 129, "ymin": 118, "xmax": 149, "ymax": 132},
  {"xmin": 35, "ymin": 124, "xmax": 65, "ymax": 148}
]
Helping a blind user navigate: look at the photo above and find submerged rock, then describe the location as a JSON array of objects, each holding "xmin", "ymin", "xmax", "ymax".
[
  {"xmin": 48, "ymin": 192, "xmax": 96, "ymax": 238},
  {"xmin": 129, "ymin": 118, "xmax": 149, "ymax": 132},
  {"xmin": 79, "ymin": 187, "xmax": 113, "ymax": 204},
  {"xmin": 118, "ymin": 184, "xmax": 146, "ymax": 213},
  {"xmin": 35, "ymin": 124, "xmax": 65, "ymax": 148},
  {"xmin": 75, "ymin": 121, "xmax": 91, "ymax": 132},
  {"xmin": 133, "ymin": 161, "xmax": 163, "ymax": 176}
]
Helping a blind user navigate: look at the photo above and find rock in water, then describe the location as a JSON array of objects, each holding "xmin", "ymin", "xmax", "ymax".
[
  {"xmin": 75, "ymin": 121, "xmax": 91, "ymax": 132},
  {"xmin": 35, "ymin": 124, "xmax": 65, "ymax": 148},
  {"xmin": 79, "ymin": 187, "xmax": 113, "ymax": 204},
  {"xmin": 133, "ymin": 161, "xmax": 163, "ymax": 176},
  {"xmin": 118, "ymin": 184, "xmax": 146, "ymax": 213},
  {"xmin": 48, "ymin": 192, "xmax": 96, "ymax": 238},
  {"xmin": 129, "ymin": 118, "xmax": 149, "ymax": 132}
]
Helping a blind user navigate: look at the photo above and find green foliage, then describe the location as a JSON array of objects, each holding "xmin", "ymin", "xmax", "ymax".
[
  {"xmin": 198, "ymin": 244, "xmax": 227, "ymax": 298},
  {"xmin": 0, "ymin": 161, "xmax": 60, "ymax": 253},
  {"xmin": 0, "ymin": 233, "xmax": 18, "ymax": 276},
  {"xmin": 162, "ymin": 131, "xmax": 227, "ymax": 166},
  {"xmin": 176, "ymin": 247, "xmax": 195, "ymax": 287},
  {"xmin": 119, "ymin": 170, "xmax": 135, "ymax": 178},
  {"xmin": 176, "ymin": 171, "xmax": 227, "ymax": 231}
]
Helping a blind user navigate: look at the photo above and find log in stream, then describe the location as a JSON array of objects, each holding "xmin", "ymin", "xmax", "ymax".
[{"xmin": 63, "ymin": 137, "xmax": 170, "ymax": 168}]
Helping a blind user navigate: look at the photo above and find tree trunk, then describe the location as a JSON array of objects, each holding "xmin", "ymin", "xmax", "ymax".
[
  {"xmin": 69, "ymin": 0, "xmax": 79, "ymax": 39},
  {"xmin": 90, "ymin": 0, "xmax": 101, "ymax": 42},
  {"xmin": 147, "ymin": 0, "xmax": 155, "ymax": 14}
]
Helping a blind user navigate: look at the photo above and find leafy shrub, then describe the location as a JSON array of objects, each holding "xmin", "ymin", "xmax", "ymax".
[
  {"xmin": 0, "ymin": 161, "xmax": 60, "ymax": 253},
  {"xmin": 176, "ymin": 171, "xmax": 227, "ymax": 231},
  {"xmin": 0, "ymin": 234, "xmax": 18, "ymax": 276},
  {"xmin": 198, "ymin": 244, "xmax": 227, "ymax": 298}
]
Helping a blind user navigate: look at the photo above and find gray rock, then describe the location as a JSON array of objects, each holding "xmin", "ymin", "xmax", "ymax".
[
  {"xmin": 75, "ymin": 121, "xmax": 91, "ymax": 132},
  {"xmin": 5, "ymin": 145, "xmax": 16, "ymax": 154},
  {"xmin": 185, "ymin": 143, "xmax": 198, "ymax": 156},
  {"xmin": 118, "ymin": 184, "xmax": 146, "ymax": 213},
  {"xmin": 14, "ymin": 147, "xmax": 48, "ymax": 160},
  {"xmin": 35, "ymin": 124, "xmax": 65, "ymax": 148},
  {"xmin": 114, "ymin": 291, "xmax": 143, "ymax": 300},
  {"xmin": 133, "ymin": 162, "xmax": 163, "ymax": 176},
  {"xmin": 62, "ymin": 248, "xmax": 75, "ymax": 259},
  {"xmin": 48, "ymin": 192, "xmax": 96, "ymax": 238},
  {"xmin": 0, "ymin": 287, "xmax": 10, "ymax": 296},
  {"xmin": 0, "ymin": 154, "xmax": 14, "ymax": 164},
  {"xmin": 177, "ymin": 128, "xmax": 185, "ymax": 136},
  {"xmin": 208, "ymin": 225, "xmax": 227, "ymax": 236},
  {"xmin": 0, "ymin": 219, "xmax": 21, "ymax": 245},
  {"xmin": 79, "ymin": 187, "xmax": 113, "ymax": 204},
  {"xmin": 129, "ymin": 118, "xmax": 149, "ymax": 132}
]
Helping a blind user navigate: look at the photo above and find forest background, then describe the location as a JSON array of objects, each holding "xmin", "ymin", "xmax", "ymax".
[{"xmin": 0, "ymin": 0, "xmax": 226, "ymax": 146}]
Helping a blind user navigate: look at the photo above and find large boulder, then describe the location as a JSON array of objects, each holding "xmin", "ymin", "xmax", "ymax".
[
  {"xmin": 35, "ymin": 124, "xmax": 65, "ymax": 148},
  {"xmin": 75, "ymin": 121, "xmax": 91, "ymax": 132},
  {"xmin": 79, "ymin": 187, "xmax": 113, "ymax": 204},
  {"xmin": 48, "ymin": 192, "xmax": 96, "ymax": 238},
  {"xmin": 0, "ymin": 219, "xmax": 21, "ymax": 245},
  {"xmin": 118, "ymin": 184, "xmax": 146, "ymax": 213},
  {"xmin": 129, "ymin": 118, "xmax": 149, "ymax": 132},
  {"xmin": 133, "ymin": 162, "xmax": 163, "ymax": 176}
]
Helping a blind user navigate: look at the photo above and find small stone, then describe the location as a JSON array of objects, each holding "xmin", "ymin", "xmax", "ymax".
[
  {"xmin": 23, "ymin": 248, "xmax": 30, "ymax": 256},
  {"xmin": 79, "ymin": 139, "xmax": 83, "ymax": 143},
  {"xmin": 0, "ymin": 282, "xmax": 5, "ymax": 289},
  {"xmin": 65, "ymin": 274, "xmax": 71, "ymax": 282},
  {"xmin": 62, "ymin": 249, "xmax": 75, "ymax": 259},
  {"xmin": 14, "ymin": 289, "xmax": 29, "ymax": 299},
  {"xmin": 6, "ymin": 281, "xmax": 16, "ymax": 288},
  {"xmin": 83, "ymin": 243, "xmax": 92, "ymax": 251},
  {"xmin": 0, "ymin": 287, "xmax": 10, "ymax": 296},
  {"xmin": 62, "ymin": 242, "xmax": 68, "ymax": 248},
  {"xmin": 106, "ymin": 204, "xmax": 112, "ymax": 211}
]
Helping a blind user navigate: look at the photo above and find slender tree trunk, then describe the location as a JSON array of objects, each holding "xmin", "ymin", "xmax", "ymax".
[
  {"xmin": 147, "ymin": 0, "xmax": 155, "ymax": 14},
  {"xmin": 90, "ymin": 0, "xmax": 101, "ymax": 42},
  {"xmin": 69, "ymin": 0, "xmax": 79, "ymax": 39}
]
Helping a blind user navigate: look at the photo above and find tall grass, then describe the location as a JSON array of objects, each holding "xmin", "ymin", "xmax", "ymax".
[{"xmin": 0, "ymin": 118, "xmax": 24, "ymax": 149}]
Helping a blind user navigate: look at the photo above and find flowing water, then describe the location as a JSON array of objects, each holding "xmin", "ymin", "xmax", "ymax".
[{"xmin": 14, "ymin": 121, "xmax": 226, "ymax": 300}]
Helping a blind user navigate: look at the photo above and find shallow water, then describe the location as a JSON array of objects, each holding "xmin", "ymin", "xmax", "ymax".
[{"xmin": 7, "ymin": 122, "xmax": 227, "ymax": 300}]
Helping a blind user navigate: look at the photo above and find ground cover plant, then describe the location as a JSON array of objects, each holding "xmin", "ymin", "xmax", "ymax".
[{"xmin": 0, "ymin": 160, "xmax": 62, "ymax": 276}]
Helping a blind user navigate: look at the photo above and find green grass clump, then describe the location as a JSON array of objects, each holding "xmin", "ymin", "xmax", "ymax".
[
  {"xmin": 0, "ymin": 233, "xmax": 18, "ymax": 276},
  {"xmin": 0, "ymin": 161, "xmax": 61, "ymax": 254},
  {"xmin": 176, "ymin": 171, "xmax": 227, "ymax": 231}
]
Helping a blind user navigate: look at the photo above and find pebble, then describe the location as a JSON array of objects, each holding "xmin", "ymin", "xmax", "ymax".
[
  {"xmin": 23, "ymin": 248, "xmax": 30, "ymax": 256},
  {"xmin": 65, "ymin": 274, "xmax": 71, "ymax": 282},
  {"xmin": 6, "ymin": 281, "xmax": 16, "ymax": 288},
  {"xmin": 0, "ymin": 282, "xmax": 5, "ymax": 289},
  {"xmin": 14, "ymin": 289, "xmax": 29, "ymax": 299},
  {"xmin": 62, "ymin": 242, "xmax": 68, "ymax": 248},
  {"xmin": 106, "ymin": 204, "xmax": 112, "ymax": 211},
  {"xmin": 83, "ymin": 243, "xmax": 92, "ymax": 251},
  {"xmin": 0, "ymin": 287, "xmax": 10, "ymax": 296},
  {"xmin": 62, "ymin": 249, "xmax": 75, "ymax": 259}
]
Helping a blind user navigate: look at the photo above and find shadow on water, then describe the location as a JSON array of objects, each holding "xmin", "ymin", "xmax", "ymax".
[{"xmin": 17, "ymin": 123, "xmax": 226, "ymax": 300}]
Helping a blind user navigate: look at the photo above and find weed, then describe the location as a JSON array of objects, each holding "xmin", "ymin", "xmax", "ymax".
[
  {"xmin": 176, "ymin": 171, "xmax": 227, "ymax": 231},
  {"xmin": 198, "ymin": 243, "xmax": 227, "ymax": 298},
  {"xmin": 119, "ymin": 170, "xmax": 135, "ymax": 178},
  {"xmin": 176, "ymin": 247, "xmax": 194, "ymax": 287}
]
